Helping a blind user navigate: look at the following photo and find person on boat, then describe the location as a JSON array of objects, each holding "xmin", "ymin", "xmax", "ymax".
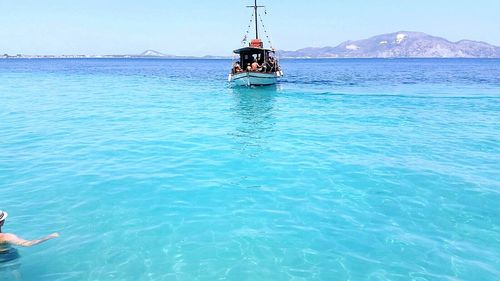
[
  {"xmin": 246, "ymin": 63, "xmax": 252, "ymax": 72},
  {"xmin": 262, "ymin": 58, "xmax": 273, "ymax": 73},
  {"xmin": 268, "ymin": 57, "xmax": 277, "ymax": 72},
  {"xmin": 251, "ymin": 60, "xmax": 261, "ymax": 72},
  {"xmin": 233, "ymin": 62, "xmax": 242, "ymax": 73},
  {"xmin": 0, "ymin": 211, "xmax": 59, "ymax": 248}
]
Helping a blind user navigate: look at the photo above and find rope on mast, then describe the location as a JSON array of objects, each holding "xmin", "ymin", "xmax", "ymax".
[
  {"xmin": 241, "ymin": 9, "xmax": 255, "ymax": 46},
  {"xmin": 258, "ymin": 12, "xmax": 274, "ymax": 49}
]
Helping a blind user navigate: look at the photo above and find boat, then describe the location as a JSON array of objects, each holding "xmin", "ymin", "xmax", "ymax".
[{"xmin": 228, "ymin": 0, "xmax": 283, "ymax": 86}]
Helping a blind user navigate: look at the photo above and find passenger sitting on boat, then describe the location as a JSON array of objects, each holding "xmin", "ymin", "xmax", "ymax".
[
  {"xmin": 268, "ymin": 57, "xmax": 276, "ymax": 72},
  {"xmin": 246, "ymin": 63, "xmax": 252, "ymax": 72},
  {"xmin": 260, "ymin": 62, "xmax": 268, "ymax": 72},
  {"xmin": 233, "ymin": 62, "xmax": 242, "ymax": 73},
  {"xmin": 262, "ymin": 59, "xmax": 272, "ymax": 73},
  {"xmin": 251, "ymin": 60, "xmax": 261, "ymax": 72}
]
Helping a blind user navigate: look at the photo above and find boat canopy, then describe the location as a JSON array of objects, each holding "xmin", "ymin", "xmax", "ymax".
[
  {"xmin": 233, "ymin": 46, "xmax": 276, "ymax": 73},
  {"xmin": 233, "ymin": 47, "xmax": 274, "ymax": 54}
]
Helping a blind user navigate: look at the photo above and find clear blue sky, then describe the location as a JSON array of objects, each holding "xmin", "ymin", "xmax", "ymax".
[{"xmin": 1, "ymin": 0, "xmax": 499, "ymax": 56}]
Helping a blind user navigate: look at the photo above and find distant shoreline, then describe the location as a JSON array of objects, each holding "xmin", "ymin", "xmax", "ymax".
[
  {"xmin": 3, "ymin": 31, "xmax": 500, "ymax": 60},
  {"xmin": 0, "ymin": 55, "xmax": 232, "ymax": 60},
  {"xmin": 2, "ymin": 56, "xmax": 500, "ymax": 60}
]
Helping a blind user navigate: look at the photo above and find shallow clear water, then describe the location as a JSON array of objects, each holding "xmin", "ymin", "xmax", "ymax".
[{"xmin": 0, "ymin": 59, "xmax": 499, "ymax": 281}]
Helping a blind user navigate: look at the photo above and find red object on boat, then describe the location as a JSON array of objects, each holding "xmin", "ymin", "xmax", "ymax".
[{"xmin": 250, "ymin": 39, "xmax": 263, "ymax": 48}]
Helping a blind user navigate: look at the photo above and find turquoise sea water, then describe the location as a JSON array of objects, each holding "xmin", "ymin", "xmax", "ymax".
[{"xmin": 0, "ymin": 59, "xmax": 499, "ymax": 281}]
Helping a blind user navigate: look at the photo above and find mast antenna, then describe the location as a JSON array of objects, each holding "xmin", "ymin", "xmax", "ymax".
[{"xmin": 247, "ymin": 0, "xmax": 264, "ymax": 39}]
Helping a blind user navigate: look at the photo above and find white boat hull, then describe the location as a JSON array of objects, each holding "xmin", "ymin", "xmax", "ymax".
[{"xmin": 228, "ymin": 71, "xmax": 283, "ymax": 86}]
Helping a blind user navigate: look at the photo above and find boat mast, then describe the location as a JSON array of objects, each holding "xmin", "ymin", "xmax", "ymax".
[
  {"xmin": 247, "ymin": 0, "xmax": 264, "ymax": 39},
  {"xmin": 254, "ymin": 0, "xmax": 259, "ymax": 39}
]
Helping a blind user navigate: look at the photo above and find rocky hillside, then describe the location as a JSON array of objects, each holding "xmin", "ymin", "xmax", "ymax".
[{"xmin": 280, "ymin": 32, "xmax": 500, "ymax": 58}]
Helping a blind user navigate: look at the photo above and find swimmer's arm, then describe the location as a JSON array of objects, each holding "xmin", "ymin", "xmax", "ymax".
[{"xmin": 3, "ymin": 233, "xmax": 59, "ymax": 247}]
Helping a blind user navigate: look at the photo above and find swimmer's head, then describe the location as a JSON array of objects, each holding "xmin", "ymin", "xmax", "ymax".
[
  {"xmin": 0, "ymin": 211, "xmax": 7, "ymax": 225},
  {"xmin": 0, "ymin": 212, "xmax": 5, "ymax": 230}
]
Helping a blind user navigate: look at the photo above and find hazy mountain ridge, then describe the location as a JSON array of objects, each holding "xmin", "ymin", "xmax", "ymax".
[
  {"xmin": 3, "ymin": 32, "xmax": 499, "ymax": 59},
  {"xmin": 137, "ymin": 50, "xmax": 228, "ymax": 59},
  {"xmin": 140, "ymin": 50, "xmax": 169, "ymax": 57},
  {"xmin": 279, "ymin": 32, "xmax": 500, "ymax": 58}
]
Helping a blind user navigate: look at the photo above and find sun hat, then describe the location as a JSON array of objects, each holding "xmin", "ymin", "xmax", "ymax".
[{"xmin": 0, "ymin": 211, "xmax": 8, "ymax": 222}]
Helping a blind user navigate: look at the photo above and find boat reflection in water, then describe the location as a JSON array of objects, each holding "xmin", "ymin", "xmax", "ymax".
[
  {"xmin": 227, "ymin": 86, "xmax": 278, "ymax": 189},
  {"xmin": 229, "ymin": 86, "xmax": 277, "ymax": 157}
]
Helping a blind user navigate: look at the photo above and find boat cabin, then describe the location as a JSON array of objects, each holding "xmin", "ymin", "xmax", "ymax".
[{"xmin": 232, "ymin": 39, "xmax": 278, "ymax": 74}]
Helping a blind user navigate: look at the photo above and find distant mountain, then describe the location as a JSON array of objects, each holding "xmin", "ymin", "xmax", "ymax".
[
  {"xmin": 4, "ymin": 33, "xmax": 499, "ymax": 60},
  {"xmin": 136, "ymin": 50, "xmax": 231, "ymax": 59},
  {"xmin": 279, "ymin": 32, "xmax": 500, "ymax": 58},
  {"xmin": 139, "ymin": 50, "xmax": 172, "ymax": 57}
]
